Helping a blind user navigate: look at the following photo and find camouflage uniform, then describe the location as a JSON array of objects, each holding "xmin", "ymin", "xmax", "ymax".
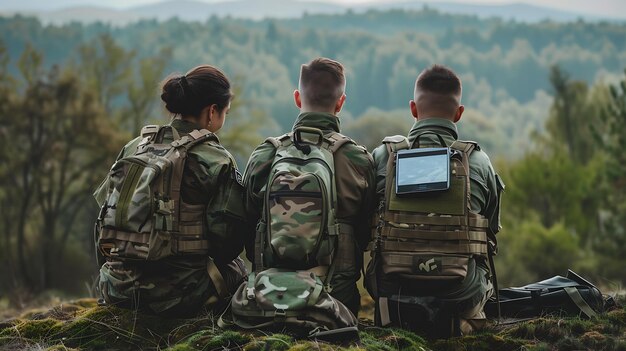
[
  {"xmin": 244, "ymin": 112, "xmax": 376, "ymax": 315},
  {"xmin": 368, "ymin": 117, "xmax": 504, "ymax": 333},
  {"xmin": 95, "ymin": 118, "xmax": 247, "ymax": 317}
]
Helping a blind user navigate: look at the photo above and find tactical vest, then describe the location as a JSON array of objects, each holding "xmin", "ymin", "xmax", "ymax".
[
  {"xmin": 254, "ymin": 127, "xmax": 355, "ymax": 290},
  {"xmin": 96, "ymin": 125, "xmax": 218, "ymax": 261},
  {"xmin": 373, "ymin": 134, "xmax": 490, "ymax": 284}
]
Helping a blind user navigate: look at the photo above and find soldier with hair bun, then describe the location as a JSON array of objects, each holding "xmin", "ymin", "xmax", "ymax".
[{"xmin": 94, "ymin": 65, "xmax": 247, "ymax": 317}]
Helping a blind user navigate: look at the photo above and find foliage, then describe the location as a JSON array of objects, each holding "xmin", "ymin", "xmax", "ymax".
[
  {"xmin": 1, "ymin": 13, "xmax": 625, "ymax": 158},
  {"xmin": 0, "ymin": 297, "xmax": 624, "ymax": 350},
  {"xmin": 0, "ymin": 44, "xmax": 126, "ymax": 297}
]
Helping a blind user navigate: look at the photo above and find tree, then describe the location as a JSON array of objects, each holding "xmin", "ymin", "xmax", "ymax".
[
  {"xmin": 123, "ymin": 49, "xmax": 171, "ymax": 136},
  {"xmin": 0, "ymin": 45, "xmax": 126, "ymax": 294},
  {"xmin": 591, "ymin": 69, "xmax": 626, "ymax": 282}
]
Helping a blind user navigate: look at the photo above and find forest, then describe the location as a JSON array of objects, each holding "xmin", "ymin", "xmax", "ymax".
[{"xmin": 0, "ymin": 8, "xmax": 625, "ymax": 309}]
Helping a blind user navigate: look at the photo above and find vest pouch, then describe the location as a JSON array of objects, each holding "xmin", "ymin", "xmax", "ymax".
[{"xmin": 380, "ymin": 251, "xmax": 470, "ymax": 282}]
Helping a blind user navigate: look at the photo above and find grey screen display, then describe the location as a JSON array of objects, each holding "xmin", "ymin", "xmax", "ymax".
[{"xmin": 397, "ymin": 153, "xmax": 448, "ymax": 186}]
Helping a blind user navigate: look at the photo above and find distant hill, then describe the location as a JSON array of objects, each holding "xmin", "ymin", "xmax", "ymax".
[{"xmin": 1, "ymin": 0, "xmax": 621, "ymax": 25}]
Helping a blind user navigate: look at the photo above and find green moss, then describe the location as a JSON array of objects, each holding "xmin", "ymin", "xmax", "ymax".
[
  {"xmin": 203, "ymin": 330, "xmax": 251, "ymax": 350},
  {"xmin": 359, "ymin": 327, "xmax": 428, "ymax": 351},
  {"xmin": 553, "ymin": 337, "xmax": 586, "ymax": 351},
  {"xmin": 569, "ymin": 318, "xmax": 595, "ymax": 335},
  {"xmin": 608, "ymin": 309, "xmax": 626, "ymax": 327},
  {"xmin": 433, "ymin": 334, "xmax": 528, "ymax": 351},
  {"xmin": 286, "ymin": 341, "xmax": 338, "ymax": 351},
  {"xmin": 165, "ymin": 344, "xmax": 197, "ymax": 351},
  {"xmin": 11, "ymin": 318, "xmax": 63, "ymax": 340},
  {"xmin": 244, "ymin": 334, "xmax": 293, "ymax": 351}
]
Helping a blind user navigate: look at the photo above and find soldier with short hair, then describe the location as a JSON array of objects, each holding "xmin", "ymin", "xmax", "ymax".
[
  {"xmin": 366, "ymin": 64, "xmax": 504, "ymax": 336},
  {"xmin": 243, "ymin": 57, "xmax": 376, "ymax": 316}
]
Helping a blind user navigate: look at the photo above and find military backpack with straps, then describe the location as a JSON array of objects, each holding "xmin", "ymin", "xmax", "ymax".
[
  {"xmin": 228, "ymin": 126, "xmax": 358, "ymax": 334},
  {"xmin": 96, "ymin": 125, "xmax": 219, "ymax": 262},
  {"xmin": 369, "ymin": 133, "xmax": 492, "ymax": 314},
  {"xmin": 373, "ymin": 133, "xmax": 490, "ymax": 285}
]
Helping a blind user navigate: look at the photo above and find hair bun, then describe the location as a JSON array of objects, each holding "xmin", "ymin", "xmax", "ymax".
[{"xmin": 161, "ymin": 75, "xmax": 188, "ymax": 115}]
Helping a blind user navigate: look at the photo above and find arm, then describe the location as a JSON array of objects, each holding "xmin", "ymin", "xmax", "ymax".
[
  {"xmin": 242, "ymin": 141, "xmax": 277, "ymax": 263},
  {"xmin": 334, "ymin": 144, "xmax": 376, "ymax": 252},
  {"xmin": 469, "ymin": 151, "xmax": 504, "ymax": 253},
  {"xmin": 187, "ymin": 146, "xmax": 247, "ymax": 265}
]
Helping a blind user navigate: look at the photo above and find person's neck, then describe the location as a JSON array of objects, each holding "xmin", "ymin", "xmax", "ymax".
[{"xmin": 300, "ymin": 108, "xmax": 336, "ymax": 115}]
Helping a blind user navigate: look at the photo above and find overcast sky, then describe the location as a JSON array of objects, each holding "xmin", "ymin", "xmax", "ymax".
[{"xmin": 1, "ymin": 0, "xmax": 624, "ymax": 18}]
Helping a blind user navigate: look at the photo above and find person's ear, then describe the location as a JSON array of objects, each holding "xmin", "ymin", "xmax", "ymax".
[
  {"xmin": 410, "ymin": 100, "xmax": 418, "ymax": 119},
  {"xmin": 294, "ymin": 90, "xmax": 302, "ymax": 109},
  {"xmin": 196, "ymin": 105, "xmax": 208, "ymax": 125},
  {"xmin": 335, "ymin": 94, "xmax": 346, "ymax": 114},
  {"xmin": 453, "ymin": 105, "xmax": 464, "ymax": 123}
]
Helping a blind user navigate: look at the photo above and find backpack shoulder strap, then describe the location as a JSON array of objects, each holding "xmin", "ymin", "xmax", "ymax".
[
  {"xmin": 326, "ymin": 132, "xmax": 356, "ymax": 153},
  {"xmin": 382, "ymin": 135, "xmax": 409, "ymax": 153},
  {"xmin": 451, "ymin": 140, "xmax": 480, "ymax": 154},
  {"xmin": 172, "ymin": 128, "xmax": 219, "ymax": 150},
  {"xmin": 265, "ymin": 133, "xmax": 291, "ymax": 149}
]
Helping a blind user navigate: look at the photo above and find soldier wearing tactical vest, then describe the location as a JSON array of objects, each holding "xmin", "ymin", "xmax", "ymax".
[
  {"xmin": 243, "ymin": 58, "xmax": 376, "ymax": 316},
  {"xmin": 94, "ymin": 65, "xmax": 247, "ymax": 317},
  {"xmin": 366, "ymin": 65, "xmax": 505, "ymax": 336}
]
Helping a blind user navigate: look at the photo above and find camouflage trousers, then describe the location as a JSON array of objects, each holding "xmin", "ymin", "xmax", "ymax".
[
  {"xmin": 367, "ymin": 256, "xmax": 494, "ymax": 337},
  {"xmin": 99, "ymin": 256, "xmax": 247, "ymax": 317}
]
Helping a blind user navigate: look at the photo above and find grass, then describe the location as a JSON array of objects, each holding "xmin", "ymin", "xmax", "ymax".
[{"xmin": 0, "ymin": 296, "xmax": 624, "ymax": 351}]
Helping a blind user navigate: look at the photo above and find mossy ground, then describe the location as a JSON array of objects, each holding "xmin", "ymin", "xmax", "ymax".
[{"xmin": 1, "ymin": 297, "xmax": 624, "ymax": 351}]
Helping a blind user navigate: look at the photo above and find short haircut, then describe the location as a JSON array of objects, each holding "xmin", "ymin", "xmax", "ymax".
[
  {"xmin": 414, "ymin": 65, "xmax": 462, "ymax": 117},
  {"xmin": 299, "ymin": 57, "xmax": 345, "ymax": 110}
]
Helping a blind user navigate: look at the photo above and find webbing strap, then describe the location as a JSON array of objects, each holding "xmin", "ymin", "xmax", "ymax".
[
  {"xmin": 101, "ymin": 228, "xmax": 209, "ymax": 253},
  {"xmin": 232, "ymin": 308, "xmax": 303, "ymax": 319},
  {"xmin": 384, "ymin": 254, "xmax": 468, "ymax": 267},
  {"xmin": 378, "ymin": 297, "xmax": 391, "ymax": 326},
  {"xmin": 382, "ymin": 213, "xmax": 489, "ymax": 228},
  {"xmin": 381, "ymin": 227, "xmax": 487, "ymax": 242},
  {"xmin": 383, "ymin": 213, "xmax": 464, "ymax": 226},
  {"xmin": 254, "ymin": 221, "xmax": 266, "ymax": 272},
  {"xmin": 174, "ymin": 239, "xmax": 209, "ymax": 252},
  {"xmin": 305, "ymin": 265, "xmax": 329, "ymax": 277},
  {"xmin": 207, "ymin": 258, "xmax": 229, "ymax": 298},
  {"xmin": 308, "ymin": 280, "xmax": 324, "ymax": 307},
  {"xmin": 564, "ymin": 287, "xmax": 598, "ymax": 319},
  {"xmin": 326, "ymin": 132, "xmax": 354, "ymax": 153},
  {"xmin": 381, "ymin": 240, "xmax": 487, "ymax": 255},
  {"xmin": 101, "ymin": 228, "xmax": 150, "ymax": 243},
  {"xmin": 178, "ymin": 224, "xmax": 203, "ymax": 235}
]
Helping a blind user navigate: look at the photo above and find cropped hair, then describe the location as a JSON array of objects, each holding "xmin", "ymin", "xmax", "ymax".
[
  {"xmin": 299, "ymin": 57, "xmax": 345, "ymax": 110},
  {"xmin": 415, "ymin": 64, "xmax": 462, "ymax": 97},
  {"xmin": 161, "ymin": 65, "xmax": 233, "ymax": 117}
]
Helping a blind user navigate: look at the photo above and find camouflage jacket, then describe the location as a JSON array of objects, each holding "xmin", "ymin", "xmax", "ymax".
[
  {"xmin": 94, "ymin": 118, "xmax": 247, "ymax": 265},
  {"xmin": 371, "ymin": 117, "xmax": 504, "ymax": 251},
  {"xmin": 243, "ymin": 112, "xmax": 376, "ymax": 279}
]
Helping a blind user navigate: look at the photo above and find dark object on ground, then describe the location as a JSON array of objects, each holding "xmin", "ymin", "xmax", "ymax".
[{"xmin": 486, "ymin": 270, "xmax": 613, "ymax": 320}]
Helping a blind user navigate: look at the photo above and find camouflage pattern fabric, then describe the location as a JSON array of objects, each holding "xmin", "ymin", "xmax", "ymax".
[
  {"xmin": 94, "ymin": 118, "xmax": 248, "ymax": 316},
  {"xmin": 230, "ymin": 268, "xmax": 357, "ymax": 334},
  {"xmin": 265, "ymin": 137, "xmax": 335, "ymax": 268},
  {"xmin": 244, "ymin": 112, "xmax": 376, "ymax": 316}
]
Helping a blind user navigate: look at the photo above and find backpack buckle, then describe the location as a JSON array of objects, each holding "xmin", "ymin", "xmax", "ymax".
[
  {"xmin": 246, "ymin": 287, "xmax": 255, "ymax": 300},
  {"xmin": 274, "ymin": 309, "xmax": 286, "ymax": 324}
]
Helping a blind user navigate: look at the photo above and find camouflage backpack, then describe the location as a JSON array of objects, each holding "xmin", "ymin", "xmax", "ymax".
[
  {"xmin": 369, "ymin": 133, "xmax": 491, "ymax": 326},
  {"xmin": 95, "ymin": 125, "xmax": 219, "ymax": 262},
  {"xmin": 229, "ymin": 127, "xmax": 358, "ymax": 334}
]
